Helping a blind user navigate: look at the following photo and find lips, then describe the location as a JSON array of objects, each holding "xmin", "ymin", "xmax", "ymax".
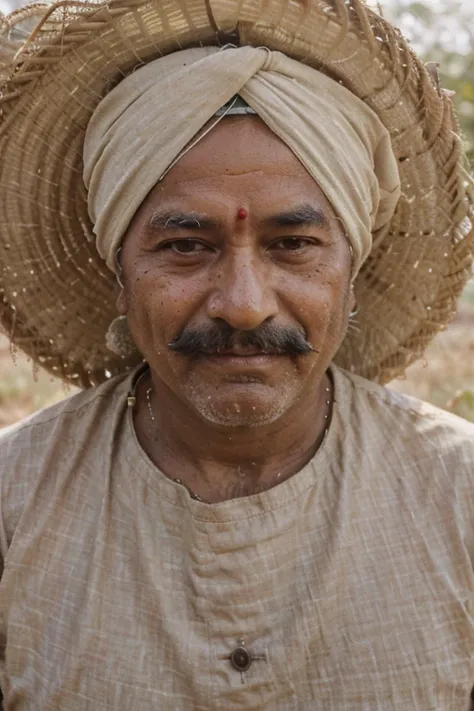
[
  {"xmin": 202, "ymin": 346, "xmax": 278, "ymax": 357},
  {"xmin": 215, "ymin": 348, "xmax": 271, "ymax": 357},
  {"xmin": 199, "ymin": 351, "xmax": 285, "ymax": 371}
]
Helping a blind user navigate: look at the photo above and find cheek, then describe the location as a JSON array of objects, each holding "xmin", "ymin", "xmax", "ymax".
[
  {"xmin": 125, "ymin": 269, "xmax": 205, "ymax": 341},
  {"xmin": 280, "ymin": 266, "xmax": 350, "ymax": 333}
]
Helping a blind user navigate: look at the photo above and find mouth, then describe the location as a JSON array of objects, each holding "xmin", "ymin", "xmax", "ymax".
[
  {"xmin": 217, "ymin": 348, "xmax": 273, "ymax": 356},
  {"xmin": 199, "ymin": 350, "xmax": 287, "ymax": 369}
]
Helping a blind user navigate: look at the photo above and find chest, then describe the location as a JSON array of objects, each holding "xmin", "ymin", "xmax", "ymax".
[{"xmin": 1, "ymin": 480, "xmax": 473, "ymax": 710}]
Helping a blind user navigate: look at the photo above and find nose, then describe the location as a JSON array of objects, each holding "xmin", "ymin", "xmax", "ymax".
[{"xmin": 206, "ymin": 252, "xmax": 279, "ymax": 331}]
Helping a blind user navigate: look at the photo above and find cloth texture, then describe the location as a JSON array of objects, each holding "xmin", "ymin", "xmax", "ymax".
[
  {"xmin": 83, "ymin": 45, "xmax": 401, "ymax": 275},
  {"xmin": 0, "ymin": 368, "xmax": 474, "ymax": 709}
]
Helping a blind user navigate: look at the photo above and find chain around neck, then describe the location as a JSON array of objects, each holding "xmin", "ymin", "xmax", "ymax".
[{"xmin": 129, "ymin": 368, "xmax": 333, "ymax": 504}]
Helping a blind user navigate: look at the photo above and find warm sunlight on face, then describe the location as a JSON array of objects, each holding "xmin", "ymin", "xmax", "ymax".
[{"xmin": 118, "ymin": 117, "xmax": 353, "ymax": 427}]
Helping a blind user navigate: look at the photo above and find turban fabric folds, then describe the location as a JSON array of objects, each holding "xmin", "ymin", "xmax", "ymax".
[{"xmin": 83, "ymin": 46, "xmax": 401, "ymax": 275}]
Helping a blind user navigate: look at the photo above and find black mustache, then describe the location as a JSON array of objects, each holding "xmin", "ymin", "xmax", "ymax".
[{"xmin": 168, "ymin": 323, "xmax": 315, "ymax": 356}]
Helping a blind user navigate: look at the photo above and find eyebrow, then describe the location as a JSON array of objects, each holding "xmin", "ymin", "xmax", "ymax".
[
  {"xmin": 148, "ymin": 210, "xmax": 221, "ymax": 231},
  {"xmin": 266, "ymin": 204, "xmax": 330, "ymax": 230},
  {"xmin": 148, "ymin": 204, "xmax": 330, "ymax": 232}
]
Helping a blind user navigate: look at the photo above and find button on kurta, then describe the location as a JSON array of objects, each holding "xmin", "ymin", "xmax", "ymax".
[{"xmin": 230, "ymin": 645, "xmax": 252, "ymax": 672}]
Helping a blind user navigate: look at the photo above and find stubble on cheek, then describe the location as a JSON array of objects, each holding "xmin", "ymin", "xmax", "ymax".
[
  {"xmin": 122, "ymin": 290, "xmax": 166, "ymax": 365},
  {"xmin": 311, "ymin": 272, "xmax": 353, "ymax": 359}
]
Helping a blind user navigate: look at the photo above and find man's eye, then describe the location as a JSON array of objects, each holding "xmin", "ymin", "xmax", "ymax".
[
  {"xmin": 273, "ymin": 237, "xmax": 314, "ymax": 251},
  {"xmin": 163, "ymin": 240, "xmax": 207, "ymax": 254}
]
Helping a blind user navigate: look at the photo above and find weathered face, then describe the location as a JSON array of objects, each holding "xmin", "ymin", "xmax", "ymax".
[{"xmin": 118, "ymin": 116, "xmax": 353, "ymax": 427}]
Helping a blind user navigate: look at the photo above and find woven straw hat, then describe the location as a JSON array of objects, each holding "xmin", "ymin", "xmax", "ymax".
[{"xmin": 0, "ymin": 0, "xmax": 473, "ymax": 388}]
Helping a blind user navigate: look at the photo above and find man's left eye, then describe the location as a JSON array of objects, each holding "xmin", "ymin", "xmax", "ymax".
[
  {"xmin": 272, "ymin": 237, "xmax": 314, "ymax": 251},
  {"xmin": 165, "ymin": 240, "xmax": 207, "ymax": 254}
]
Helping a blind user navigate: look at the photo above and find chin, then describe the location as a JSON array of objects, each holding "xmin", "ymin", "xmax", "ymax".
[
  {"xmin": 198, "ymin": 407, "xmax": 283, "ymax": 428},
  {"xmin": 188, "ymin": 387, "xmax": 298, "ymax": 429},
  {"xmin": 177, "ymin": 373, "xmax": 304, "ymax": 428}
]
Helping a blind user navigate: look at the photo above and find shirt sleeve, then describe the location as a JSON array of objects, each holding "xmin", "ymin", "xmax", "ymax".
[{"xmin": 456, "ymin": 436, "xmax": 474, "ymax": 573}]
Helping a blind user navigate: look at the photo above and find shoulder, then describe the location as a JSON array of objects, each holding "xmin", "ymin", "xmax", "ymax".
[
  {"xmin": 333, "ymin": 366, "xmax": 474, "ymax": 537},
  {"xmin": 333, "ymin": 365, "xmax": 474, "ymax": 460},
  {"xmin": 0, "ymin": 369, "xmax": 133, "ymax": 454},
  {"xmin": 0, "ymin": 369, "xmax": 135, "ymax": 546}
]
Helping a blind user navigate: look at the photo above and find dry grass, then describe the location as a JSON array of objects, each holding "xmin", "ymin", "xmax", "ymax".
[
  {"xmin": 0, "ymin": 339, "xmax": 77, "ymax": 427},
  {"xmin": 0, "ymin": 293, "xmax": 473, "ymax": 427},
  {"xmin": 389, "ymin": 284, "xmax": 474, "ymax": 421},
  {"xmin": 389, "ymin": 321, "xmax": 474, "ymax": 421}
]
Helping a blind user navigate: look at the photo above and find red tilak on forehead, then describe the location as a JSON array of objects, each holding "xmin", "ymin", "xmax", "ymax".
[{"xmin": 236, "ymin": 208, "xmax": 249, "ymax": 220}]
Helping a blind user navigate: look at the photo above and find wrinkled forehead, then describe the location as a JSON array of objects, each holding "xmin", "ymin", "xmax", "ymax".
[{"xmin": 125, "ymin": 114, "xmax": 342, "ymax": 230}]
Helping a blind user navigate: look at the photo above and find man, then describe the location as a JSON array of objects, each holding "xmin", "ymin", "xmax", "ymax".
[{"xmin": 0, "ymin": 0, "xmax": 473, "ymax": 708}]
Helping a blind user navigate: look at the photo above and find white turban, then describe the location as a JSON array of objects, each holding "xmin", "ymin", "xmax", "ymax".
[{"xmin": 83, "ymin": 45, "xmax": 401, "ymax": 275}]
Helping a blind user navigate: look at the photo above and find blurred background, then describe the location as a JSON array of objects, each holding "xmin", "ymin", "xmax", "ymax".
[{"xmin": 0, "ymin": 0, "xmax": 473, "ymax": 426}]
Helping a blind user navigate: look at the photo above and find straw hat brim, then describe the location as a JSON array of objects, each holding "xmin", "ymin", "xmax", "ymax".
[{"xmin": 0, "ymin": 0, "xmax": 473, "ymax": 387}]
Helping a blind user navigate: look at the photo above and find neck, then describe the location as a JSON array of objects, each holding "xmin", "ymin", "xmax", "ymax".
[{"xmin": 133, "ymin": 367, "xmax": 333, "ymax": 503}]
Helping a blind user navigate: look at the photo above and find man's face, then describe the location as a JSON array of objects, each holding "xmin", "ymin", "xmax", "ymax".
[{"xmin": 118, "ymin": 117, "xmax": 353, "ymax": 427}]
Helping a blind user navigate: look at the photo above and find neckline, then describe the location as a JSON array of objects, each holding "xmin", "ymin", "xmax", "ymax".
[{"xmin": 122, "ymin": 365, "xmax": 343, "ymax": 523}]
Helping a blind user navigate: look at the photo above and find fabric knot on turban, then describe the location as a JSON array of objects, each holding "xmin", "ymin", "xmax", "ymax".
[{"xmin": 83, "ymin": 45, "xmax": 401, "ymax": 276}]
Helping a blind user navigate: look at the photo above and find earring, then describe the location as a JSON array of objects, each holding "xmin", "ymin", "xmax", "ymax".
[
  {"xmin": 349, "ymin": 305, "xmax": 360, "ymax": 318},
  {"xmin": 105, "ymin": 315, "xmax": 136, "ymax": 357}
]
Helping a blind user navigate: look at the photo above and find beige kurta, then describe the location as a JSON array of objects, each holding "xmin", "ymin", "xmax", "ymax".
[{"xmin": 0, "ymin": 365, "xmax": 473, "ymax": 710}]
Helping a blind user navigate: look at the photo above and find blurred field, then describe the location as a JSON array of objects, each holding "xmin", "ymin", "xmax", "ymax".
[
  {"xmin": 0, "ymin": 340, "xmax": 78, "ymax": 427},
  {"xmin": 388, "ymin": 280, "xmax": 474, "ymax": 422},
  {"xmin": 0, "ymin": 287, "xmax": 473, "ymax": 427}
]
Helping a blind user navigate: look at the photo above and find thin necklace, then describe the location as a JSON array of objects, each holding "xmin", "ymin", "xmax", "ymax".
[
  {"xmin": 145, "ymin": 386, "xmax": 155, "ymax": 425},
  {"xmin": 129, "ymin": 369, "xmax": 333, "ymax": 504},
  {"xmin": 128, "ymin": 370, "xmax": 206, "ymax": 502},
  {"xmin": 146, "ymin": 382, "xmax": 206, "ymax": 502}
]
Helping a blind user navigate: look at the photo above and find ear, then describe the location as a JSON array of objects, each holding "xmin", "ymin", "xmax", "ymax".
[
  {"xmin": 116, "ymin": 288, "xmax": 128, "ymax": 316},
  {"xmin": 349, "ymin": 288, "xmax": 356, "ymax": 314}
]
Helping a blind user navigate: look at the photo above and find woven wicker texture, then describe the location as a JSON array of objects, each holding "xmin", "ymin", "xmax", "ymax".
[{"xmin": 0, "ymin": 0, "xmax": 473, "ymax": 388}]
